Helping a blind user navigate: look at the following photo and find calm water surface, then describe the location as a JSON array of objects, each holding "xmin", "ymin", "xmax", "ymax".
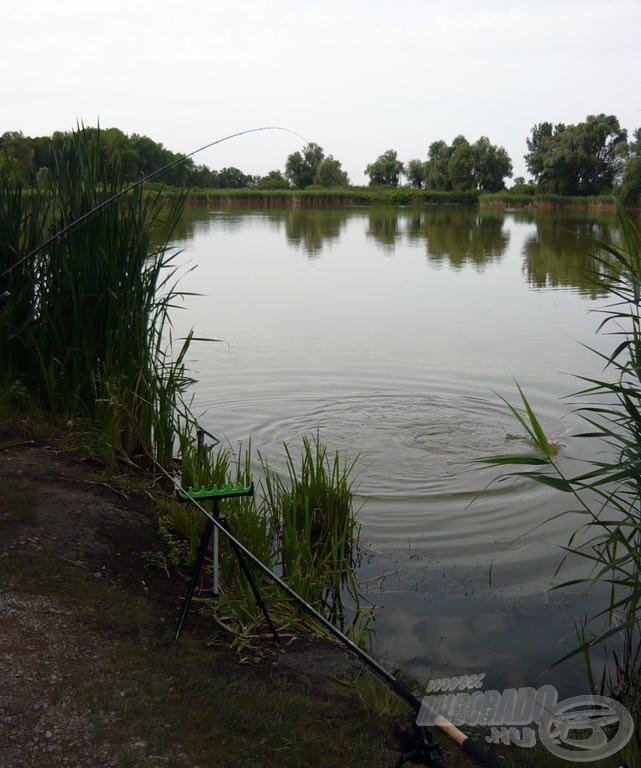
[{"xmin": 170, "ymin": 205, "xmax": 624, "ymax": 696}]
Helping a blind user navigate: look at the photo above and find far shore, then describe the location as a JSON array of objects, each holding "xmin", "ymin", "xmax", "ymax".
[{"xmin": 153, "ymin": 186, "xmax": 625, "ymax": 212}]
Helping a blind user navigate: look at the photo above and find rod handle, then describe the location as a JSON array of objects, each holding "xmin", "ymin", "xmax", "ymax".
[{"xmin": 391, "ymin": 677, "xmax": 501, "ymax": 768}]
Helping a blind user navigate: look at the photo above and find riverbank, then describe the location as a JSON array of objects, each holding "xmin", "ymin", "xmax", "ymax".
[
  {"xmin": 4, "ymin": 419, "xmax": 630, "ymax": 766},
  {"xmin": 168, "ymin": 187, "xmax": 480, "ymax": 207},
  {"xmin": 479, "ymin": 192, "xmax": 618, "ymax": 211},
  {"xmin": 1, "ymin": 418, "xmax": 495, "ymax": 768},
  {"xmin": 156, "ymin": 186, "xmax": 627, "ymax": 212}
]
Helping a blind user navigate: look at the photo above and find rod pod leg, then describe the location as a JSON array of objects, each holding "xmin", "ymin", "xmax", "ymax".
[
  {"xmin": 220, "ymin": 516, "xmax": 280, "ymax": 643},
  {"xmin": 175, "ymin": 518, "xmax": 215, "ymax": 640},
  {"xmin": 395, "ymin": 722, "xmax": 446, "ymax": 768}
]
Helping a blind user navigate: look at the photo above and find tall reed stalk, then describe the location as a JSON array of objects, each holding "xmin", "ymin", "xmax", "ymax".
[
  {"xmin": 0, "ymin": 172, "xmax": 46, "ymax": 386},
  {"xmin": 261, "ymin": 434, "xmax": 361, "ymax": 628},
  {"xmin": 0, "ymin": 127, "xmax": 191, "ymax": 463},
  {"xmin": 481, "ymin": 203, "xmax": 641, "ymax": 745}
]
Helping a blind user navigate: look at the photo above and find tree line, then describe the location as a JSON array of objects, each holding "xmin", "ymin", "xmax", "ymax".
[
  {"xmin": 522, "ymin": 114, "xmax": 640, "ymax": 204},
  {"xmin": 1, "ymin": 114, "xmax": 639, "ymax": 203},
  {"xmin": 362, "ymin": 114, "xmax": 639, "ymax": 202}
]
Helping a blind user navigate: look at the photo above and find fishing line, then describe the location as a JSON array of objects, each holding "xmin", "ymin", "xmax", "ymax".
[
  {"xmin": 144, "ymin": 445, "xmax": 500, "ymax": 768},
  {"xmin": 2, "ymin": 123, "xmax": 498, "ymax": 765},
  {"xmin": 0, "ymin": 125, "xmax": 310, "ymax": 280}
]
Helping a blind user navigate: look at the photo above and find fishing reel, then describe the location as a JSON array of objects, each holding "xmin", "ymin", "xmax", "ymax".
[{"xmin": 392, "ymin": 719, "xmax": 447, "ymax": 768}]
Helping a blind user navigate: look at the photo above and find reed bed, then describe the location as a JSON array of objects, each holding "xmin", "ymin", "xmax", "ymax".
[
  {"xmin": 178, "ymin": 187, "xmax": 480, "ymax": 208},
  {"xmin": 0, "ymin": 173, "xmax": 46, "ymax": 386},
  {"xmin": 480, "ymin": 191, "xmax": 618, "ymax": 210},
  {"xmin": 261, "ymin": 434, "xmax": 361, "ymax": 621},
  {"xmin": 0, "ymin": 127, "xmax": 190, "ymax": 464}
]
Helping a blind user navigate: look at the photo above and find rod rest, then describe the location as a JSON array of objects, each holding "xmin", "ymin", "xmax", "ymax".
[{"xmin": 176, "ymin": 481, "xmax": 254, "ymax": 501}]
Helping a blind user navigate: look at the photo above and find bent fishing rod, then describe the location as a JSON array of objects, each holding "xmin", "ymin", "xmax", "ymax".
[
  {"xmin": 0, "ymin": 125, "xmax": 309, "ymax": 281},
  {"xmin": 149, "ymin": 451, "xmax": 500, "ymax": 768},
  {"xmin": 2, "ymin": 125, "xmax": 498, "ymax": 765}
]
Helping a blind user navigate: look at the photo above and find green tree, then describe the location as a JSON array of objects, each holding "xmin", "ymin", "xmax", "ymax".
[
  {"xmin": 447, "ymin": 136, "xmax": 475, "ymax": 191},
  {"xmin": 619, "ymin": 128, "xmax": 641, "ymax": 207},
  {"xmin": 406, "ymin": 158, "xmax": 426, "ymax": 189},
  {"xmin": 285, "ymin": 143, "xmax": 325, "ymax": 189},
  {"xmin": 101, "ymin": 127, "xmax": 139, "ymax": 179},
  {"xmin": 190, "ymin": 164, "xmax": 218, "ymax": 187},
  {"xmin": 215, "ymin": 167, "xmax": 252, "ymax": 188},
  {"xmin": 32, "ymin": 135, "xmax": 54, "ymax": 180},
  {"xmin": 424, "ymin": 141, "xmax": 452, "ymax": 191},
  {"xmin": 2, "ymin": 127, "xmax": 206, "ymax": 187},
  {"xmin": 0, "ymin": 131, "xmax": 34, "ymax": 182},
  {"xmin": 510, "ymin": 176, "xmax": 536, "ymax": 195},
  {"xmin": 256, "ymin": 170, "xmax": 290, "ymax": 190},
  {"xmin": 524, "ymin": 121, "xmax": 562, "ymax": 186},
  {"xmin": 472, "ymin": 136, "xmax": 513, "ymax": 192},
  {"xmin": 365, "ymin": 149, "xmax": 404, "ymax": 187},
  {"xmin": 313, "ymin": 155, "xmax": 349, "ymax": 187},
  {"xmin": 129, "ymin": 132, "xmax": 193, "ymax": 186},
  {"xmin": 525, "ymin": 114, "xmax": 627, "ymax": 195}
]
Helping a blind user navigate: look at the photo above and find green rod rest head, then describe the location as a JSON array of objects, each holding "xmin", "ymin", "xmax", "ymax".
[{"xmin": 176, "ymin": 481, "xmax": 254, "ymax": 502}]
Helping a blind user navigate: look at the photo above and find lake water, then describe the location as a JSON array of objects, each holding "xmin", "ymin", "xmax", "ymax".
[{"xmin": 169, "ymin": 204, "xmax": 624, "ymax": 697}]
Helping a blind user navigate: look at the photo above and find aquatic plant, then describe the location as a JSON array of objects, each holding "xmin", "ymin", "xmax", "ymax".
[
  {"xmin": 166, "ymin": 433, "xmax": 369, "ymax": 643},
  {"xmin": 260, "ymin": 434, "xmax": 361, "ymax": 626}
]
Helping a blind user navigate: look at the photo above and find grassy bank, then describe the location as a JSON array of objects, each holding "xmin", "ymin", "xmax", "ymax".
[
  {"xmin": 167, "ymin": 187, "xmax": 481, "ymax": 207},
  {"xmin": 2, "ymin": 417, "xmax": 629, "ymax": 768},
  {"xmin": 164, "ymin": 187, "xmax": 631, "ymax": 211}
]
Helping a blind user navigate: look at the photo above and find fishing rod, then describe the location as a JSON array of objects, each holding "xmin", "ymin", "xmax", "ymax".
[
  {"xmin": 148, "ymin": 450, "xmax": 500, "ymax": 768},
  {"xmin": 0, "ymin": 125, "xmax": 309, "ymax": 281},
  {"xmin": 2, "ymin": 125, "xmax": 498, "ymax": 764}
]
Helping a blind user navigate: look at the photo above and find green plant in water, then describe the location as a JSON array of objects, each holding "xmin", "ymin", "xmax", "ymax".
[
  {"xmin": 163, "ymin": 432, "xmax": 371, "ymax": 647},
  {"xmin": 260, "ymin": 433, "xmax": 362, "ymax": 629},
  {"xmin": 481, "ymin": 202, "xmax": 641, "ymax": 745}
]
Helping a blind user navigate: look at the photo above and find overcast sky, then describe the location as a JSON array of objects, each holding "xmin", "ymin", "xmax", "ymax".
[{"xmin": 3, "ymin": 0, "xmax": 640, "ymax": 184}]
